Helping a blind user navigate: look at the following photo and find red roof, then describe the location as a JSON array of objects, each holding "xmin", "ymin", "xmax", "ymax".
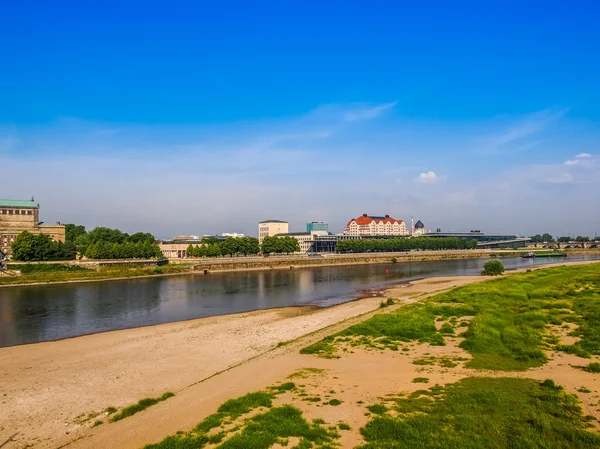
[{"xmin": 346, "ymin": 215, "xmax": 404, "ymax": 227}]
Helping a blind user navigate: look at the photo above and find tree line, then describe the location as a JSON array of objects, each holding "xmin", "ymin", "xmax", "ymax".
[
  {"xmin": 187, "ymin": 237, "xmax": 260, "ymax": 257},
  {"xmin": 530, "ymin": 234, "xmax": 599, "ymax": 243},
  {"xmin": 336, "ymin": 237, "xmax": 478, "ymax": 253},
  {"xmin": 186, "ymin": 236, "xmax": 300, "ymax": 257},
  {"xmin": 10, "ymin": 225, "xmax": 163, "ymax": 261}
]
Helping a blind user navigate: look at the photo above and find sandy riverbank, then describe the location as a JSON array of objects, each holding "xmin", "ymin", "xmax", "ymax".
[{"xmin": 1, "ymin": 260, "xmax": 599, "ymax": 449}]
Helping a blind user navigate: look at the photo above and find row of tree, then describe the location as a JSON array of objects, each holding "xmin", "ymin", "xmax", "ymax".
[
  {"xmin": 84, "ymin": 241, "xmax": 163, "ymax": 260},
  {"xmin": 10, "ymin": 232, "xmax": 78, "ymax": 262},
  {"xmin": 187, "ymin": 237, "xmax": 261, "ymax": 258},
  {"xmin": 186, "ymin": 236, "xmax": 301, "ymax": 257},
  {"xmin": 336, "ymin": 237, "xmax": 478, "ymax": 253},
  {"xmin": 530, "ymin": 234, "xmax": 599, "ymax": 243},
  {"xmin": 10, "ymin": 225, "xmax": 162, "ymax": 261},
  {"xmin": 63, "ymin": 224, "xmax": 162, "ymax": 260}
]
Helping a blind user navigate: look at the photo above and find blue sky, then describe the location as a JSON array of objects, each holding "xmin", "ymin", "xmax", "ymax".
[{"xmin": 1, "ymin": 1, "xmax": 599, "ymax": 237}]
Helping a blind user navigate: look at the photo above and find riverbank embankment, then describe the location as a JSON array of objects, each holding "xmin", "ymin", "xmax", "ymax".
[{"xmin": 3, "ymin": 248, "xmax": 597, "ymax": 288}]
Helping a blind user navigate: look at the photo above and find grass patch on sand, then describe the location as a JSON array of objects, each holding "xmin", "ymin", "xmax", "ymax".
[
  {"xmin": 302, "ymin": 264, "xmax": 600, "ymax": 371},
  {"xmin": 358, "ymin": 377, "xmax": 600, "ymax": 449},
  {"xmin": 144, "ymin": 384, "xmax": 338, "ymax": 449},
  {"xmin": 110, "ymin": 392, "xmax": 174, "ymax": 422},
  {"xmin": 584, "ymin": 362, "xmax": 600, "ymax": 373},
  {"xmin": 412, "ymin": 377, "xmax": 430, "ymax": 383}
]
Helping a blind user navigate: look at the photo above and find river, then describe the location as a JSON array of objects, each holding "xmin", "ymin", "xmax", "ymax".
[{"xmin": 1, "ymin": 255, "xmax": 598, "ymax": 347}]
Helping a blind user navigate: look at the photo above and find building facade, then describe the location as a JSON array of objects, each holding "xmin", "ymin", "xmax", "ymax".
[
  {"xmin": 306, "ymin": 221, "xmax": 328, "ymax": 233},
  {"xmin": 343, "ymin": 214, "xmax": 408, "ymax": 237},
  {"xmin": 0, "ymin": 199, "xmax": 66, "ymax": 257},
  {"xmin": 258, "ymin": 220, "xmax": 289, "ymax": 244}
]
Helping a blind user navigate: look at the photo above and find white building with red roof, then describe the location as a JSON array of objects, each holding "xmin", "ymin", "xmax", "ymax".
[{"xmin": 343, "ymin": 214, "xmax": 409, "ymax": 237}]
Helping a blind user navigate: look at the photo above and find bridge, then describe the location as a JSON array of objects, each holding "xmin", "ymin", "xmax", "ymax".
[
  {"xmin": 477, "ymin": 238, "xmax": 532, "ymax": 249},
  {"xmin": 528, "ymin": 242, "xmax": 599, "ymax": 249}
]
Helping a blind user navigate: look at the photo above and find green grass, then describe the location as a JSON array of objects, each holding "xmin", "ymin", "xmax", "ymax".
[
  {"xmin": 412, "ymin": 377, "xmax": 430, "ymax": 383},
  {"xmin": 110, "ymin": 392, "xmax": 174, "ymax": 422},
  {"xmin": 0, "ymin": 264, "xmax": 191, "ymax": 286},
  {"xmin": 338, "ymin": 422, "xmax": 351, "ymax": 430},
  {"xmin": 367, "ymin": 404, "xmax": 388, "ymax": 415},
  {"xmin": 584, "ymin": 362, "xmax": 600, "ymax": 373},
  {"xmin": 145, "ymin": 395, "xmax": 337, "ymax": 449},
  {"xmin": 327, "ymin": 399, "xmax": 342, "ymax": 406},
  {"xmin": 217, "ymin": 405, "xmax": 338, "ymax": 449},
  {"xmin": 302, "ymin": 264, "xmax": 600, "ymax": 371},
  {"xmin": 357, "ymin": 377, "xmax": 600, "ymax": 449},
  {"xmin": 7, "ymin": 263, "xmax": 93, "ymax": 273}
]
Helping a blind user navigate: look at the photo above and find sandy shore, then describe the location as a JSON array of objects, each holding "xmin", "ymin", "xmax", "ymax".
[{"xmin": 1, "ymin": 260, "xmax": 598, "ymax": 449}]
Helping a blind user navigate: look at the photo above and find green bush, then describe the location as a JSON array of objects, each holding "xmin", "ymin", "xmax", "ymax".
[{"xmin": 481, "ymin": 259, "xmax": 504, "ymax": 276}]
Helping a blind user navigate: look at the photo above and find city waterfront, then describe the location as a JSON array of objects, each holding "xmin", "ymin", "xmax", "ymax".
[{"xmin": 2, "ymin": 254, "xmax": 599, "ymax": 347}]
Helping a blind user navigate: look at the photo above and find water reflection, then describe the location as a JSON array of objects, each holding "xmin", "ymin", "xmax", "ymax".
[{"xmin": 0, "ymin": 255, "xmax": 598, "ymax": 347}]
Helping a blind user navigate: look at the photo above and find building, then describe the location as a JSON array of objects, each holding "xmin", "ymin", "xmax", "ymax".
[
  {"xmin": 423, "ymin": 230, "xmax": 530, "ymax": 248},
  {"xmin": 258, "ymin": 220, "xmax": 289, "ymax": 244},
  {"xmin": 343, "ymin": 214, "xmax": 408, "ymax": 237},
  {"xmin": 306, "ymin": 221, "xmax": 328, "ymax": 233},
  {"xmin": 158, "ymin": 242, "xmax": 191, "ymax": 259},
  {"xmin": 413, "ymin": 220, "xmax": 426, "ymax": 236},
  {"xmin": 0, "ymin": 199, "xmax": 66, "ymax": 257}
]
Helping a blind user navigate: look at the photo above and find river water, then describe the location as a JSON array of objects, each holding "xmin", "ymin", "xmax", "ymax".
[{"xmin": 1, "ymin": 255, "xmax": 598, "ymax": 348}]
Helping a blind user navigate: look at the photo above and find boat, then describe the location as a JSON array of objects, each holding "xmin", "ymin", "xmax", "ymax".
[
  {"xmin": 534, "ymin": 252, "xmax": 567, "ymax": 258},
  {"xmin": 520, "ymin": 251, "xmax": 567, "ymax": 258}
]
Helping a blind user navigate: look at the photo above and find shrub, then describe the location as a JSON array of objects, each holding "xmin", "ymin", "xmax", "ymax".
[
  {"xmin": 585, "ymin": 362, "xmax": 600, "ymax": 373},
  {"xmin": 481, "ymin": 259, "xmax": 504, "ymax": 276},
  {"xmin": 391, "ymin": 257, "xmax": 398, "ymax": 263}
]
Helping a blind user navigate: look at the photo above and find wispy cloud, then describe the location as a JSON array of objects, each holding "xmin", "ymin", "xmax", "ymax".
[
  {"xmin": 475, "ymin": 108, "xmax": 568, "ymax": 156},
  {"xmin": 343, "ymin": 101, "xmax": 398, "ymax": 122},
  {"xmin": 1, "ymin": 104, "xmax": 599, "ymax": 237}
]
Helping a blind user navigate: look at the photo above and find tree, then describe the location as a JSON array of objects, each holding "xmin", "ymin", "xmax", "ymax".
[
  {"xmin": 541, "ymin": 233, "xmax": 554, "ymax": 242},
  {"xmin": 530, "ymin": 234, "xmax": 543, "ymax": 243},
  {"xmin": 557, "ymin": 236, "xmax": 571, "ymax": 243},
  {"xmin": 65, "ymin": 224, "xmax": 87, "ymax": 243},
  {"xmin": 481, "ymin": 259, "xmax": 504, "ymax": 276},
  {"xmin": 575, "ymin": 236, "xmax": 590, "ymax": 242}
]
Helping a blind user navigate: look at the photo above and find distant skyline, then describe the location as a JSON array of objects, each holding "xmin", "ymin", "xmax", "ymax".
[{"xmin": 2, "ymin": 1, "xmax": 599, "ymax": 237}]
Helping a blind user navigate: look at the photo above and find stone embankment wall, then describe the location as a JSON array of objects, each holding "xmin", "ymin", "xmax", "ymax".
[{"xmin": 189, "ymin": 250, "xmax": 493, "ymax": 272}]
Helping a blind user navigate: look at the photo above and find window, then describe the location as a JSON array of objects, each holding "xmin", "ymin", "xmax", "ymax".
[
  {"xmin": 8, "ymin": 210, "xmax": 13, "ymax": 215},
  {"xmin": 27, "ymin": 210, "xmax": 32, "ymax": 215},
  {"xmin": 1, "ymin": 209, "xmax": 5, "ymax": 214}
]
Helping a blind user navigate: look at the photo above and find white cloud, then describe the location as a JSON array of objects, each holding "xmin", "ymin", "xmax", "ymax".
[
  {"xmin": 418, "ymin": 171, "xmax": 440, "ymax": 184},
  {"xmin": 576, "ymin": 153, "xmax": 592, "ymax": 158},
  {"xmin": 564, "ymin": 159, "xmax": 579, "ymax": 165}
]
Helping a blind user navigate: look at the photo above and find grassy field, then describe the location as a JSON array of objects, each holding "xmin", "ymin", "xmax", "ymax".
[
  {"xmin": 143, "ymin": 382, "xmax": 341, "ymax": 449},
  {"xmin": 302, "ymin": 263, "xmax": 600, "ymax": 370},
  {"xmin": 0, "ymin": 263, "xmax": 194, "ymax": 286},
  {"xmin": 358, "ymin": 377, "xmax": 600, "ymax": 449}
]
